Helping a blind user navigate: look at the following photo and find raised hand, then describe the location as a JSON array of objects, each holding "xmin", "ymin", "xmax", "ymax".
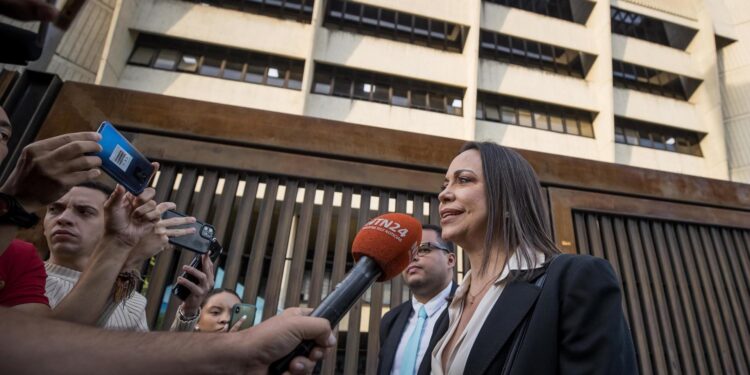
[{"xmin": 0, "ymin": 132, "xmax": 102, "ymax": 212}]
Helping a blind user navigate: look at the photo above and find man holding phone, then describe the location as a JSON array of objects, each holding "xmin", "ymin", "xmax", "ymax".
[
  {"xmin": 0, "ymin": 103, "xmax": 334, "ymax": 373},
  {"xmin": 42, "ymin": 181, "xmax": 210, "ymax": 331}
]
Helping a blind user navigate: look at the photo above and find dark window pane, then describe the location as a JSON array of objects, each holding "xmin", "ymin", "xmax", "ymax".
[
  {"xmin": 392, "ymin": 85, "xmax": 409, "ymax": 107},
  {"xmin": 153, "ymin": 49, "xmax": 179, "ymax": 70},
  {"xmin": 615, "ymin": 126, "xmax": 625, "ymax": 143},
  {"xmin": 353, "ymin": 80, "xmax": 372, "ymax": 100},
  {"xmin": 223, "ymin": 62, "xmax": 244, "ymax": 80},
  {"xmin": 313, "ymin": 70, "xmax": 332, "ymax": 94},
  {"xmin": 428, "ymin": 92, "xmax": 445, "ymax": 111},
  {"xmin": 625, "ymin": 128, "xmax": 639, "ymax": 144},
  {"xmin": 130, "ymin": 46, "xmax": 156, "ymax": 66},
  {"xmin": 372, "ymin": 81, "xmax": 390, "ymax": 103},
  {"xmin": 564, "ymin": 116, "xmax": 580, "ymax": 135},
  {"xmin": 447, "ymin": 97, "xmax": 463, "ymax": 116},
  {"xmin": 199, "ymin": 58, "xmax": 222, "ymax": 77},
  {"xmin": 288, "ymin": 67, "xmax": 303, "ymax": 90},
  {"xmin": 379, "ymin": 9, "xmax": 396, "ymax": 29},
  {"xmin": 246, "ymin": 57, "xmax": 266, "ymax": 83},
  {"xmin": 333, "ymin": 75, "xmax": 353, "ymax": 97}
]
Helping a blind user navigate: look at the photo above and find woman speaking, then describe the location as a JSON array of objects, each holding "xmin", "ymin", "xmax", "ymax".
[{"xmin": 432, "ymin": 142, "xmax": 637, "ymax": 375}]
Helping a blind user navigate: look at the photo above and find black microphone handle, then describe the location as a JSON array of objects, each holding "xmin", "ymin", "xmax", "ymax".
[{"xmin": 269, "ymin": 256, "xmax": 382, "ymax": 375}]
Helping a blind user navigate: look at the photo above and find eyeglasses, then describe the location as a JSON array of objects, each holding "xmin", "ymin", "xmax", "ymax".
[{"xmin": 412, "ymin": 242, "xmax": 451, "ymax": 258}]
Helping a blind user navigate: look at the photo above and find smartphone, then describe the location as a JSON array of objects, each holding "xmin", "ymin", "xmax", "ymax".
[
  {"xmin": 162, "ymin": 210, "xmax": 216, "ymax": 254},
  {"xmin": 95, "ymin": 121, "xmax": 154, "ymax": 195},
  {"xmin": 173, "ymin": 238, "xmax": 222, "ymax": 300},
  {"xmin": 229, "ymin": 303, "xmax": 257, "ymax": 331}
]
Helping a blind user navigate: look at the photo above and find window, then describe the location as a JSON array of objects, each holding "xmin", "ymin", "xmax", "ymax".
[
  {"xmin": 127, "ymin": 33, "xmax": 305, "ymax": 90},
  {"xmin": 324, "ymin": 0, "xmax": 468, "ymax": 53},
  {"xmin": 610, "ymin": 7, "xmax": 697, "ymax": 50},
  {"xmin": 312, "ymin": 63, "xmax": 465, "ymax": 116},
  {"xmin": 484, "ymin": 0, "xmax": 575, "ymax": 22},
  {"xmin": 480, "ymin": 30, "xmax": 593, "ymax": 78},
  {"xmin": 477, "ymin": 92, "xmax": 596, "ymax": 138},
  {"xmin": 614, "ymin": 117, "xmax": 703, "ymax": 156},
  {"xmin": 182, "ymin": 0, "xmax": 314, "ymax": 23},
  {"xmin": 612, "ymin": 60, "xmax": 701, "ymax": 100}
]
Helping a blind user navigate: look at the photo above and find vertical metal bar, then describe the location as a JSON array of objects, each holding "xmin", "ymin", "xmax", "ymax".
[
  {"xmin": 244, "ymin": 178, "xmax": 279, "ymax": 304},
  {"xmin": 344, "ymin": 188, "xmax": 374, "ymax": 375},
  {"xmin": 585, "ymin": 213, "xmax": 605, "ymax": 259},
  {"xmin": 144, "ymin": 165, "xmax": 177, "ymax": 326},
  {"xmin": 309, "ymin": 185, "xmax": 334, "ymax": 307},
  {"xmin": 285, "ymin": 182, "xmax": 317, "ymax": 307},
  {"xmin": 638, "ymin": 220, "xmax": 681, "ymax": 374},
  {"xmin": 165, "ymin": 170, "xmax": 219, "ymax": 323},
  {"xmin": 212, "ymin": 173, "xmax": 240, "ymax": 244},
  {"xmin": 674, "ymin": 224, "xmax": 723, "ymax": 373},
  {"xmin": 429, "ymin": 196, "xmax": 439, "ymax": 225},
  {"xmin": 221, "ymin": 175, "xmax": 257, "ymax": 289},
  {"xmin": 611, "ymin": 217, "xmax": 652, "ymax": 375},
  {"xmin": 624, "ymin": 218, "xmax": 667, "ymax": 375},
  {"xmin": 721, "ymin": 229, "xmax": 750, "ymax": 373},
  {"xmin": 391, "ymin": 193, "xmax": 407, "ymax": 307},
  {"xmin": 599, "ymin": 216, "xmax": 631, "ymax": 326},
  {"xmin": 711, "ymin": 227, "xmax": 750, "ymax": 373},
  {"xmin": 149, "ymin": 167, "xmax": 197, "ymax": 329},
  {"xmin": 572, "ymin": 211, "xmax": 589, "ymax": 255},
  {"xmin": 322, "ymin": 185, "xmax": 353, "ymax": 375},
  {"xmin": 697, "ymin": 226, "xmax": 745, "ymax": 372},
  {"xmin": 651, "ymin": 222, "xmax": 699, "ymax": 375},
  {"xmin": 263, "ymin": 180, "xmax": 299, "ymax": 319},
  {"xmin": 413, "ymin": 194, "xmax": 425, "ymax": 224}
]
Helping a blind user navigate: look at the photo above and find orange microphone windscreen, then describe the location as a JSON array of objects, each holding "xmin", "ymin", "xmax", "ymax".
[{"xmin": 352, "ymin": 213, "xmax": 421, "ymax": 281}]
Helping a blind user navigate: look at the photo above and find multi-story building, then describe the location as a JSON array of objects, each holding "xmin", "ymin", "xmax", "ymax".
[{"xmin": 4, "ymin": 0, "xmax": 750, "ymax": 181}]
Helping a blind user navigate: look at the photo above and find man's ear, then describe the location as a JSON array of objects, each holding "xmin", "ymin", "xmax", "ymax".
[{"xmin": 446, "ymin": 252, "xmax": 457, "ymax": 268}]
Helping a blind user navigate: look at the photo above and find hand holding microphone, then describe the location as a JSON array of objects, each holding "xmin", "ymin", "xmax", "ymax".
[{"xmin": 269, "ymin": 213, "xmax": 421, "ymax": 374}]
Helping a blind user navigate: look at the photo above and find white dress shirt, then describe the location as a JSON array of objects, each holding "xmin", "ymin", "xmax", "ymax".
[
  {"xmin": 431, "ymin": 250, "xmax": 545, "ymax": 375},
  {"xmin": 390, "ymin": 281, "xmax": 454, "ymax": 375}
]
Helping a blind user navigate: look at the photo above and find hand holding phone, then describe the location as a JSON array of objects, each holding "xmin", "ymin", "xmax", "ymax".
[
  {"xmin": 94, "ymin": 121, "xmax": 154, "ymax": 195},
  {"xmin": 173, "ymin": 238, "xmax": 222, "ymax": 300},
  {"xmin": 162, "ymin": 210, "xmax": 216, "ymax": 254},
  {"xmin": 229, "ymin": 303, "xmax": 257, "ymax": 332}
]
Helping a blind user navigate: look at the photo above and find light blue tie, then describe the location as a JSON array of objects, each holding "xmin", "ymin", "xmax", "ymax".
[{"xmin": 400, "ymin": 306, "xmax": 428, "ymax": 375}]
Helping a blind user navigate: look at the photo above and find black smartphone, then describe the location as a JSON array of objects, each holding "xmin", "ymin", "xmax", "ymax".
[
  {"xmin": 173, "ymin": 238, "xmax": 222, "ymax": 301},
  {"xmin": 94, "ymin": 121, "xmax": 154, "ymax": 195},
  {"xmin": 229, "ymin": 303, "xmax": 257, "ymax": 331},
  {"xmin": 162, "ymin": 210, "xmax": 216, "ymax": 254}
]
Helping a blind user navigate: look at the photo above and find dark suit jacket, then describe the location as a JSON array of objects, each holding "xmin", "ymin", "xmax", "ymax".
[
  {"xmin": 377, "ymin": 282, "xmax": 457, "ymax": 375},
  {"xmin": 463, "ymin": 254, "xmax": 638, "ymax": 375}
]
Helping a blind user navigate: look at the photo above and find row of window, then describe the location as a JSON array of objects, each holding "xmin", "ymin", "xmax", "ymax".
[
  {"xmin": 185, "ymin": 0, "xmax": 314, "ymax": 23},
  {"xmin": 324, "ymin": 0, "xmax": 468, "ymax": 53},
  {"xmin": 612, "ymin": 60, "xmax": 692, "ymax": 100},
  {"xmin": 484, "ymin": 0, "xmax": 576, "ymax": 23},
  {"xmin": 615, "ymin": 117, "xmax": 703, "ymax": 156},
  {"xmin": 128, "ymin": 34, "xmax": 304, "ymax": 90},
  {"xmin": 480, "ymin": 30, "xmax": 590, "ymax": 78},
  {"xmin": 610, "ymin": 7, "xmax": 696, "ymax": 50},
  {"xmin": 312, "ymin": 63, "xmax": 465, "ymax": 116},
  {"xmin": 477, "ymin": 92, "xmax": 595, "ymax": 138}
]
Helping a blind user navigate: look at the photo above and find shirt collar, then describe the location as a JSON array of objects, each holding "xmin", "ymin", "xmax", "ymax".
[
  {"xmin": 453, "ymin": 248, "xmax": 546, "ymax": 301},
  {"xmin": 44, "ymin": 261, "xmax": 81, "ymax": 282},
  {"xmin": 411, "ymin": 281, "xmax": 454, "ymax": 318}
]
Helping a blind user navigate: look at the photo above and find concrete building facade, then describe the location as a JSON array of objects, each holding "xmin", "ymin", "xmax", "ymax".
[{"xmin": 6, "ymin": 0, "xmax": 750, "ymax": 181}]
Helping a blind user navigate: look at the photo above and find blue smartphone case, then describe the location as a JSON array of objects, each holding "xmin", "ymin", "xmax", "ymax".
[{"xmin": 95, "ymin": 121, "xmax": 154, "ymax": 195}]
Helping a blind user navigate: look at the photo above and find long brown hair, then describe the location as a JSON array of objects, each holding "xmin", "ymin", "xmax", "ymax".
[{"xmin": 459, "ymin": 142, "xmax": 560, "ymax": 281}]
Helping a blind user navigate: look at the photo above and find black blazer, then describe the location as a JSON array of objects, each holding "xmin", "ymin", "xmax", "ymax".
[
  {"xmin": 377, "ymin": 282, "xmax": 457, "ymax": 375},
  {"xmin": 463, "ymin": 254, "xmax": 638, "ymax": 375}
]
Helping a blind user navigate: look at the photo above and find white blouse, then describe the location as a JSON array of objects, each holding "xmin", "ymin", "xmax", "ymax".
[{"xmin": 431, "ymin": 250, "xmax": 546, "ymax": 375}]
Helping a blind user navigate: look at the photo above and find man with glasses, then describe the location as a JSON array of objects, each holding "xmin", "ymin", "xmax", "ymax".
[{"xmin": 377, "ymin": 224, "xmax": 457, "ymax": 375}]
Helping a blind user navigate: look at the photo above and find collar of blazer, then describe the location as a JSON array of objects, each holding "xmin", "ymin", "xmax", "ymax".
[{"xmin": 463, "ymin": 266, "xmax": 549, "ymax": 375}]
